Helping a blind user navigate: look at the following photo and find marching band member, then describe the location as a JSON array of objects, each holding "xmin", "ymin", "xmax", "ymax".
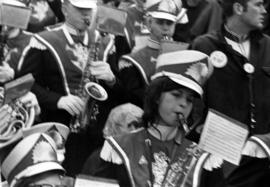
[
  {"xmin": 112, "ymin": 0, "xmax": 187, "ymax": 108},
  {"xmin": 0, "ymin": 0, "xmax": 34, "ymax": 81},
  {"xmin": 96, "ymin": 50, "xmax": 221, "ymax": 187},
  {"xmin": 22, "ymin": 0, "xmax": 64, "ymax": 33},
  {"xmin": 0, "ymin": 0, "xmax": 40, "ymax": 130},
  {"xmin": 1, "ymin": 133, "xmax": 74, "ymax": 187},
  {"xmin": 191, "ymin": 0, "xmax": 270, "ymax": 186},
  {"xmin": 18, "ymin": 0, "xmax": 117, "ymax": 177}
]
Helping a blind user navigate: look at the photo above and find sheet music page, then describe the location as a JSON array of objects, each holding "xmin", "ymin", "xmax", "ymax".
[
  {"xmin": 198, "ymin": 109, "xmax": 249, "ymax": 165},
  {"xmin": 74, "ymin": 175, "xmax": 119, "ymax": 187}
]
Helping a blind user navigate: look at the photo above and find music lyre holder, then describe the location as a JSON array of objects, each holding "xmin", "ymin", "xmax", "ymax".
[{"xmin": 96, "ymin": 5, "xmax": 128, "ymax": 37}]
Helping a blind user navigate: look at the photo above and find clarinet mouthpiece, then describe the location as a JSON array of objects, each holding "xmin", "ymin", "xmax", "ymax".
[{"xmin": 178, "ymin": 113, "xmax": 189, "ymax": 133}]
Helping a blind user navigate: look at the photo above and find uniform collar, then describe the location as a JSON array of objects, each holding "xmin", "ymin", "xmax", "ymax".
[
  {"xmin": 62, "ymin": 23, "xmax": 89, "ymax": 46},
  {"xmin": 147, "ymin": 38, "xmax": 160, "ymax": 49},
  {"xmin": 224, "ymin": 24, "xmax": 249, "ymax": 43}
]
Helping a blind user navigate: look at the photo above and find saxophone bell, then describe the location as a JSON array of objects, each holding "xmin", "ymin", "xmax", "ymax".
[{"xmin": 84, "ymin": 82, "xmax": 108, "ymax": 101}]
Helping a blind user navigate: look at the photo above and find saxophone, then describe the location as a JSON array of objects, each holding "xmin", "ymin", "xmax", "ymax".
[{"xmin": 70, "ymin": 31, "xmax": 114, "ymax": 133}]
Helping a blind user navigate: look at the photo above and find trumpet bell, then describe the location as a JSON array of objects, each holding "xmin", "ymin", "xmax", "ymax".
[{"xmin": 84, "ymin": 82, "xmax": 108, "ymax": 101}]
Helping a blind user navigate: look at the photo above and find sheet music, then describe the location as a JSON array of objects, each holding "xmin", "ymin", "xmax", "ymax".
[
  {"xmin": 74, "ymin": 175, "xmax": 119, "ymax": 187},
  {"xmin": 198, "ymin": 109, "xmax": 249, "ymax": 165}
]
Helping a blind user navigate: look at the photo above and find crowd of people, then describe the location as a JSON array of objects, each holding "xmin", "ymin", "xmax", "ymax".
[{"xmin": 0, "ymin": 0, "xmax": 270, "ymax": 186}]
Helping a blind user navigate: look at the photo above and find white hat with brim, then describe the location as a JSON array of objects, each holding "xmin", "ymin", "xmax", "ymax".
[
  {"xmin": 68, "ymin": 0, "xmax": 97, "ymax": 9},
  {"xmin": 22, "ymin": 122, "xmax": 70, "ymax": 141},
  {"xmin": 2, "ymin": 133, "xmax": 65, "ymax": 187},
  {"xmin": 152, "ymin": 71, "xmax": 203, "ymax": 96},
  {"xmin": 10, "ymin": 162, "xmax": 64, "ymax": 187},
  {"xmin": 148, "ymin": 11, "xmax": 177, "ymax": 22},
  {"xmin": 152, "ymin": 50, "xmax": 213, "ymax": 97}
]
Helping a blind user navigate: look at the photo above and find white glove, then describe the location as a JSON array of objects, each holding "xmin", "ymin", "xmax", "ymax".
[
  {"xmin": 57, "ymin": 94, "xmax": 85, "ymax": 116},
  {"xmin": 0, "ymin": 61, "xmax": 14, "ymax": 83},
  {"xmin": 203, "ymin": 154, "xmax": 223, "ymax": 171},
  {"xmin": 20, "ymin": 92, "xmax": 41, "ymax": 115},
  {"xmin": 90, "ymin": 60, "xmax": 115, "ymax": 85},
  {"xmin": 242, "ymin": 140, "xmax": 267, "ymax": 158}
]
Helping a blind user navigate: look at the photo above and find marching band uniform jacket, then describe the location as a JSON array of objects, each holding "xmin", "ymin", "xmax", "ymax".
[
  {"xmin": 99, "ymin": 128, "xmax": 213, "ymax": 187},
  {"xmin": 18, "ymin": 24, "xmax": 120, "ymax": 176},
  {"xmin": 114, "ymin": 4, "xmax": 149, "ymax": 64},
  {"xmin": 6, "ymin": 31, "xmax": 33, "ymax": 74},
  {"xmin": 191, "ymin": 26, "xmax": 270, "ymax": 186},
  {"xmin": 114, "ymin": 38, "xmax": 160, "ymax": 108},
  {"xmin": 19, "ymin": 24, "xmax": 94, "ymax": 125},
  {"xmin": 124, "ymin": 4, "xmax": 149, "ymax": 50}
]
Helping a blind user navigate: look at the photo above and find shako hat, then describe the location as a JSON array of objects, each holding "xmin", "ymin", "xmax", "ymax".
[
  {"xmin": 2, "ymin": 133, "xmax": 65, "ymax": 187},
  {"xmin": 145, "ymin": 0, "xmax": 187, "ymax": 23},
  {"xmin": 152, "ymin": 50, "xmax": 213, "ymax": 97},
  {"xmin": 22, "ymin": 122, "xmax": 70, "ymax": 142}
]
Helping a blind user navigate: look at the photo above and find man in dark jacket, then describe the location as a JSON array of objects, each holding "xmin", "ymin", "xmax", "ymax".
[{"xmin": 191, "ymin": 0, "xmax": 270, "ymax": 186}]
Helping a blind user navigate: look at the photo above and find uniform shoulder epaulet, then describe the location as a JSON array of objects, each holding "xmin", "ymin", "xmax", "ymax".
[
  {"xmin": 22, "ymin": 30, "xmax": 33, "ymax": 36},
  {"xmin": 203, "ymin": 154, "xmax": 223, "ymax": 171},
  {"xmin": 28, "ymin": 36, "xmax": 47, "ymax": 50},
  {"xmin": 100, "ymin": 138, "xmax": 123, "ymax": 165},
  {"xmin": 118, "ymin": 57, "xmax": 134, "ymax": 71}
]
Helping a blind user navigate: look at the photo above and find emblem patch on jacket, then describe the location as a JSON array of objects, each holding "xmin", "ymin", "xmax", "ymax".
[{"xmin": 65, "ymin": 43, "xmax": 89, "ymax": 71}]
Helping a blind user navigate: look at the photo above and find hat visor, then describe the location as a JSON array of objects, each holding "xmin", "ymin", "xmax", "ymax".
[
  {"xmin": 69, "ymin": 0, "xmax": 97, "ymax": 9},
  {"xmin": 0, "ymin": 0, "xmax": 26, "ymax": 7},
  {"xmin": 148, "ymin": 12, "xmax": 176, "ymax": 22},
  {"xmin": 169, "ymin": 76, "xmax": 202, "ymax": 97},
  {"xmin": 11, "ymin": 162, "xmax": 65, "ymax": 187},
  {"xmin": 23, "ymin": 122, "xmax": 70, "ymax": 141},
  {"xmin": 152, "ymin": 72, "xmax": 203, "ymax": 97}
]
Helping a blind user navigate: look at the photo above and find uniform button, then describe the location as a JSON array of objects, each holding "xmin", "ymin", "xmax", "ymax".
[
  {"xmin": 251, "ymin": 118, "xmax": 256, "ymax": 123},
  {"xmin": 243, "ymin": 63, "xmax": 255, "ymax": 74},
  {"xmin": 210, "ymin": 51, "xmax": 227, "ymax": 68}
]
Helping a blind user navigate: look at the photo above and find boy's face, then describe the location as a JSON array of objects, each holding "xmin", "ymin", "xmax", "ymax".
[
  {"xmin": 240, "ymin": 0, "xmax": 267, "ymax": 30},
  {"xmin": 62, "ymin": 2, "xmax": 94, "ymax": 32},
  {"xmin": 148, "ymin": 17, "xmax": 176, "ymax": 42}
]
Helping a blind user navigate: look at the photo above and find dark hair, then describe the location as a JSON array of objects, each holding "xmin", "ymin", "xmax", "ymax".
[
  {"xmin": 142, "ymin": 76, "xmax": 195, "ymax": 128},
  {"xmin": 219, "ymin": 0, "xmax": 248, "ymax": 20}
]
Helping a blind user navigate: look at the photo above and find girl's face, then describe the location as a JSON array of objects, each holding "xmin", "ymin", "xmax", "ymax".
[{"xmin": 157, "ymin": 87, "xmax": 194, "ymax": 127}]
